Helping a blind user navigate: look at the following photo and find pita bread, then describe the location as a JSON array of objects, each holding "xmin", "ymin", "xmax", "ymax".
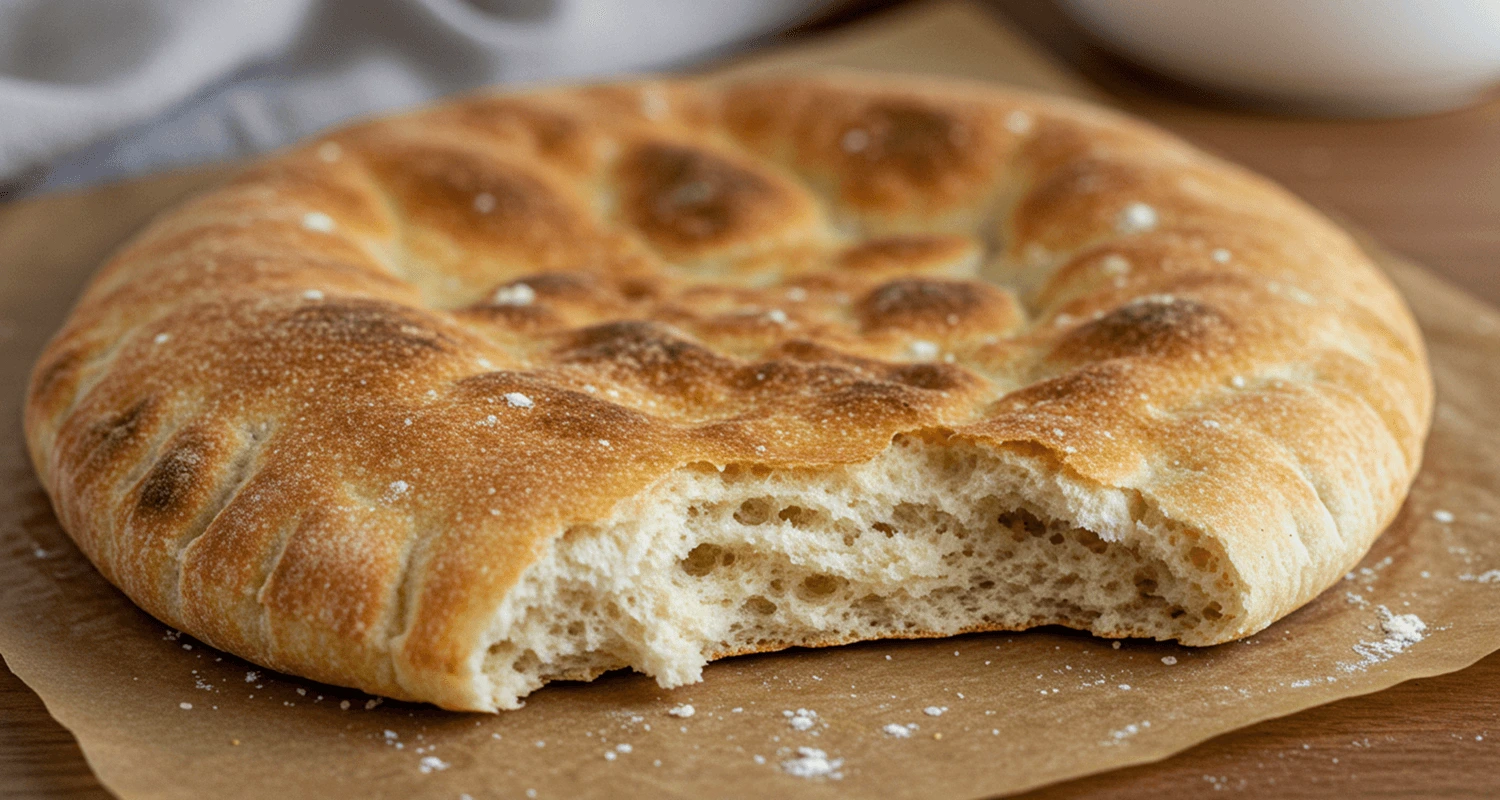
[{"xmin": 24, "ymin": 74, "xmax": 1432, "ymax": 711}]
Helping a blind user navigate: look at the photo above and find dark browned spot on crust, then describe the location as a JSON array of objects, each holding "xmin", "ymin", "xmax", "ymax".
[
  {"xmin": 137, "ymin": 435, "xmax": 209, "ymax": 515},
  {"xmin": 558, "ymin": 321, "xmax": 722, "ymax": 368},
  {"xmin": 30, "ymin": 346, "xmax": 85, "ymax": 409},
  {"xmin": 885, "ymin": 362, "xmax": 977, "ymax": 393},
  {"xmin": 838, "ymin": 235, "xmax": 977, "ymax": 276},
  {"xmin": 618, "ymin": 142, "xmax": 805, "ymax": 253},
  {"xmin": 846, "ymin": 101, "xmax": 970, "ymax": 175},
  {"xmin": 729, "ymin": 360, "xmax": 860, "ymax": 397},
  {"xmin": 1052, "ymin": 296, "xmax": 1232, "ymax": 363},
  {"xmin": 766, "ymin": 339, "xmax": 880, "ymax": 370},
  {"xmin": 555, "ymin": 320, "xmax": 735, "ymax": 398},
  {"xmin": 617, "ymin": 277, "xmax": 663, "ymax": 302},
  {"xmin": 84, "ymin": 397, "xmax": 155, "ymax": 462},
  {"xmin": 835, "ymin": 99, "xmax": 1000, "ymax": 210},
  {"xmin": 281, "ymin": 300, "xmax": 451, "ymax": 360},
  {"xmin": 856, "ymin": 278, "xmax": 1014, "ymax": 334},
  {"xmin": 362, "ymin": 140, "xmax": 600, "ymax": 254}
]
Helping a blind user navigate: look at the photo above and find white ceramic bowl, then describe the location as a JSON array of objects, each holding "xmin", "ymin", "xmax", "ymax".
[{"xmin": 1063, "ymin": 0, "xmax": 1500, "ymax": 116}]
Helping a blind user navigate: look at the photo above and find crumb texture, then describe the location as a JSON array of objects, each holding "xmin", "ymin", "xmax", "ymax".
[
  {"xmin": 23, "ymin": 74, "xmax": 1431, "ymax": 711},
  {"xmin": 483, "ymin": 437, "xmax": 1238, "ymax": 708}
]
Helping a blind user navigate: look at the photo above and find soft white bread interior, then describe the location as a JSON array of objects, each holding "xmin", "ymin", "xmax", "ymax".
[{"xmin": 481, "ymin": 435, "xmax": 1230, "ymax": 709}]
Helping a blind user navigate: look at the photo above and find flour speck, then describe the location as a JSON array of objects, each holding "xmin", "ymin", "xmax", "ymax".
[
  {"xmin": 908, "ymin": 340, "xmax": 940, "ymax": 360},
  {"xmin": 301, "ymin": 212, "xmax": 335, "ymax": 233},
  {"xmin": 1342, "ymin": 606, "xmax": 1427, "ymax": 672},
  {"xmin": 785, "ymin": 708, "xmax": 818, "ymax": 732},
  {"xmin": 667, "ymin": 704, "xmax": 695, "ymax": 718},
  {"xmin": 841, "ymin": 128, "xmax": 870, "ymax": 153},
  {"xmin": 1115, "ymin": 202, "xmax": 1158, "ymax": 234},
  {"xmin": 493, "ymin": 283, "xmax": 536, "ymax": 307},
  {"xmin": 504, "ymin": 392, "xmax": 534, "ymax": 409},
  {"xmin": 1100, "ymin": 254, "xmax": 1131, "ymax": 275},
  {"xmin": 780, "ymin": 747, "xmax": 843, "ymax": 780},
  {"xmin": 1106, "ymin": 720, "xmax": 1151, "ymax": 744},
  {"xmin": 1004, "ymin": 110, "xmax": 1033, "ymax": 135},
  {"xmin": 882, "ymin": 723, "xmax": 916, "ymax": 738}
]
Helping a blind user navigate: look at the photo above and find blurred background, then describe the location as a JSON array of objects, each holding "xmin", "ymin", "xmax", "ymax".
[{"xmin": 1, "ymin": 0, "xmax": 1496, "ymax": 302}]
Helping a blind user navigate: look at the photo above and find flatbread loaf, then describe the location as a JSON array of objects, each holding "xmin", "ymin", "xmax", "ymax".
[{"xmin": 24, "ymin": 74, "xmax": 1432, "ymax": 711}]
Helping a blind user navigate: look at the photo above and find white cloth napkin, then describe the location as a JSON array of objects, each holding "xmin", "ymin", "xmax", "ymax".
[{"xmin": 0, "ymin": 0, "xmax": 829, "ymax": 195}]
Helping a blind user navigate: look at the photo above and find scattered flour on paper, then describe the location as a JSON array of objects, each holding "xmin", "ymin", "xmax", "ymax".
[
  {"xmin": 882, "ymin": 723, "xmax": 917, "ymax": 738},
  {"xmin": 784, "ymin": 708, "xmax": 819, "ymax": 732},
  {"xmin": 1103, "ymin": 720, "xmax": 1151, "ymax": 745},
  {"xmin": 1341, "ymin": 606, "xmax": 1428, "ymax": 673},
  {"xmin": 781, "ymin": 747, "xmax": 843, "ymax": 780},
  {"xmin": 1459, "ymin": 570, "xmax": 1500, "ymax": 583}
]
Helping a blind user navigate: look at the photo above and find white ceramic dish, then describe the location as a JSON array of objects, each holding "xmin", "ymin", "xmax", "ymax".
[{"xmin": 1064, "ymin": 0, "xmax": 1500, "ymax": 116}]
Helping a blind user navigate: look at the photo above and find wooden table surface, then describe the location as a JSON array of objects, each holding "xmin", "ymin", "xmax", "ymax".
[{"xmin": 4, "ymin": 2, "xmax": 1498, "ymax": 797}]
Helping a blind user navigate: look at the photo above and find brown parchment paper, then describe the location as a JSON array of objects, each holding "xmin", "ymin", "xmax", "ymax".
[{"xmin": 3, "ymin": 3, "xmax": 1500, "ymax": 798}]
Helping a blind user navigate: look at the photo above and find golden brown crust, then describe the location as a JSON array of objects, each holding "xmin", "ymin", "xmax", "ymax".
[{"xmin": 24, "ymin": 73, "xmax": 1432, "ymax": 709}]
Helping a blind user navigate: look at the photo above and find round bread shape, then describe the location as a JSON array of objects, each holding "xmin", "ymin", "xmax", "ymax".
[{"xmin": 24, "ymin": 74, "xmax": 1432, "ymax": 711}]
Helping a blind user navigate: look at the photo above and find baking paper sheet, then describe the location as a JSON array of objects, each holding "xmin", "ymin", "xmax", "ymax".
[{"xmin": 3, "ymin": 3, "xmax": 1499, "ymax": 798}]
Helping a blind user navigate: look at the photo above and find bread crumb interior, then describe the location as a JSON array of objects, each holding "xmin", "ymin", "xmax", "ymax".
[{"xmin": 480, "ymin": 436, "xmax": 1239, "ymax": 709}]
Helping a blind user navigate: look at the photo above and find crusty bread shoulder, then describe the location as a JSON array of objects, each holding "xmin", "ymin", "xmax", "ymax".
[{"xmin": 24, "ymin": 73, "xmax": 1431, "ymax": 711}]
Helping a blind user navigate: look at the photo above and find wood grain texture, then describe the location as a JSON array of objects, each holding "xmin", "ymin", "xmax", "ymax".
[
  {"xmin": 0, "ymin": 656, "xmax": 111, "ymax": 800},
  {"xmin": 4, "ymin": 1, "xmax": 1499, "ymax": 796},
  {"xmin": 1024, "ymin": 648, "xmax": 1500, "ymax": 798}
]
